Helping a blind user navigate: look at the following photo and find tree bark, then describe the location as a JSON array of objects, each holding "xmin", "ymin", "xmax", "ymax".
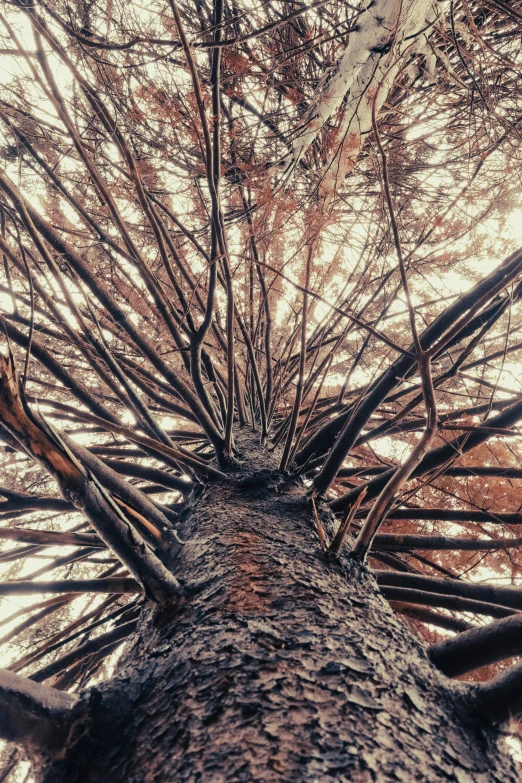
[{"xmin": 29, "ymin": 440, "xmax": 519, "ymax": 782}]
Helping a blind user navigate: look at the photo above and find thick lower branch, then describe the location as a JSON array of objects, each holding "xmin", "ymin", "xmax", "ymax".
[
  {"xmin": 375, "ymin": 570, "xmax": 522, "ymax": 611},
  {"xmin": 0, "ymin": 668, "xmax": 77, "ymax": 754},
  {"xmin": 373, "ymin": 533, "xmax": 522, "ymax": 552},
  {"xmin": 429, "ymin": 614, "xmax": 522, "ymax": 677},
  {"xmin": 473, "ymin": 660, "xmax": 522, "ymax": 723}
]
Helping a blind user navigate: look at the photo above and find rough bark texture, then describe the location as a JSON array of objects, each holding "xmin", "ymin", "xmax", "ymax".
[{"xmin": 37, "ymin": 436, "xmax": 519, "ymax": 782}]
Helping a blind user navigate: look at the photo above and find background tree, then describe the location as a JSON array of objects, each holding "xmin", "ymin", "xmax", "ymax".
[{"xmin": 0, "ymin": 0, "xmax": 521, "ymax": 780}]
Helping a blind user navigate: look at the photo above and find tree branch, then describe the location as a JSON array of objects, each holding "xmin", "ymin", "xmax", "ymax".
[
  {"xmin": 380, "ymin": 585, "xmax": 515, "ymax": 619},
  {"xmin": 0, "ymin": 578, "xmax": 140, "ymax": 595},
  {"xmin": 0, "ymin": 667, "xmax": 77, "ymax": 753},
  {"xmin": 429, "ymin": 614, "xmax": 522, "ymax": 677},
  {"xmin": 375, "ymin": 571, "xmax": 522, "ymax": 611},
  {"xmin": 473, "ymin": 660, "xmax": 522, "ymax": 724}
]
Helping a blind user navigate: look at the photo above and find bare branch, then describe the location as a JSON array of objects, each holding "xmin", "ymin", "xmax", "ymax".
[
  {"xmin": 473, "ymin": 660, "xmax": 522, "ymax": 724},
  {"xmin": 430, "ymin": 614, "xmax": 522, "ymax": 677},
  {"xmin": 0, "ymin": 668, "xmax": 77, "ymax": 753}
]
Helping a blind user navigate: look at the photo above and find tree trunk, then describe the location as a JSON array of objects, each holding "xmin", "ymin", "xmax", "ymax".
[{"xmin": 37, "ymin": 440, "xmax": 519, "ymax": 783}]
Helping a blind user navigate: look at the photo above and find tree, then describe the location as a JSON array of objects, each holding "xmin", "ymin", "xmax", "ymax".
[{"xmin": 0, "ymin": 0, "xmax": 521, "ymax": 779}]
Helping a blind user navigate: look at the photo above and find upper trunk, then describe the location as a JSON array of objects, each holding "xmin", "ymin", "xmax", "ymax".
[{"xmin": 35, "ymin": 437, "xmax": 518, "ymax": 782}]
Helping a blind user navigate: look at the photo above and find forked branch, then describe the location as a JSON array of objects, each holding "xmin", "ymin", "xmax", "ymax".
[{"xmin": 0, "ymin": 351, "xmax": 179, "ymax": 603}]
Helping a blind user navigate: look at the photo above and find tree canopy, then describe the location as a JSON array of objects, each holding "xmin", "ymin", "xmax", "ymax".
[{"xmin": 0, "ymin": 0, "xmax": 522, "ymax": 776}]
